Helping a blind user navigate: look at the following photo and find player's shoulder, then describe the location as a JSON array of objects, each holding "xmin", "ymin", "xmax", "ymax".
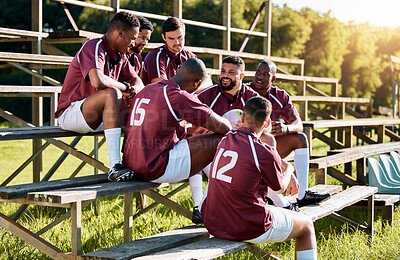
[
  {"xmin": 144, "ymin": 46, "xmax": 165, "ymax": 59},
  {"xmin": 198, "ymin": 84, "xmax": 219, "ymax": 96},
  {"xmin": 181, "ymin": 48, "xmax": 196, "ymax": 58}
]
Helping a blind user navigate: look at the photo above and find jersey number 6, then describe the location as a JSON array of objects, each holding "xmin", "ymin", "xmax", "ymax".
[
  {"xmin": 211, "ymin": 148, "xmax": 238, "ymax": 184},
  {"xmin": 130, "ymin": 98, "xmax": 150, "ymax": 126}
]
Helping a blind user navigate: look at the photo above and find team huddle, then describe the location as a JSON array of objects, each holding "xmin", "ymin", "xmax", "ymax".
[{"xmin": 55, "ymin": 11, "xmax": 332, "ymax": 260}]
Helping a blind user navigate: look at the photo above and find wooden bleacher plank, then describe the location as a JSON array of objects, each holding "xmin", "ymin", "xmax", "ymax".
[
  {"xmin": 0, "ymin": 52, "xmax": 72, "ymax": 66},
  {"xmin": 0, "ymin": 86, "xmax": 61, "ymax": 94},
  {"xmin": 45, "ymin": 30, "xmax": 102, "ymax": 43},
  {"xmin": 0, "ymin": 174, "xmax": 108, "ymax": 200},
  {"xmin": 0, "ymin": 27, "xmax": 48, "ymax": 42},
  {"xmin": 310, "ymin": 151, "xmax": 364, "ymax": 169},
  {"xmin": 133, "ymin": 237, "xmax": 252, "ymax": 260},
  {"xmin": 83, "ymin": 225, "xmax": 210, "ymax": 260},
  {"xmin": 300, "ymin": 186, "xmax": 377, "ymax": 221},
  {"xmin": 304, "ymin": 118, "xmax": 400, "ymax": 129},
  {"xmin": 27, "ymin": 181, "xmax": 162, "ymax": 204},
  {"xmin": 0, "ymin": 126, "xmax": 103, "ymax": 141},
  {"xmin": 290, "ymin": 95, "xmax": 372, "ymax": 104}
]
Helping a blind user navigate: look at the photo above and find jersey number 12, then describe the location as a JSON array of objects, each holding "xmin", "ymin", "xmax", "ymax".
[{"xmin": 211, "ymin": 148, "xmax": 238, "ymax": 184}]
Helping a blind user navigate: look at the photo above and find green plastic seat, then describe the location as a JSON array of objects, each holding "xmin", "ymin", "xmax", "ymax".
[{"xmin": 379, "ymin": 154, "xmax": 400, "ymax": 184}]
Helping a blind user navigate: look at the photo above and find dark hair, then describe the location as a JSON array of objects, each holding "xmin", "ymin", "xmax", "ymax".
[
  {"xmin": 223, "ymin": 56, "xmax": 245, "ymax": 71},
  {"xmin": 137, "ymin": 16, "xmax": 154, "ymax": 32},
  {"xmin": 178, "ymin": 58, "xmax": 207, "ymax": 82},
  {"xmin": 258, "ymin": 60, "xmax": 277, "ymax": 76},
  {"xmin": 109, "ymin": 11, "xmax": 140, "ymax": 31},
  {"xmin": 243, "ymin": 96, "xmax": 272, "ymax": 123},
  {"xmin": 162, "ymin": 17, "xmax": 185, "ymax": 34}
]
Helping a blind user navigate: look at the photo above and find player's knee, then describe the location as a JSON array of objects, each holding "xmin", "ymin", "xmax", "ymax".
[
  {"xmin": 103, "ymin": 87, "xmax": 122, "ymax": 100},
  {"xmin": 295, "ymin": 132, "xmax": 308, "ymax": 149}
]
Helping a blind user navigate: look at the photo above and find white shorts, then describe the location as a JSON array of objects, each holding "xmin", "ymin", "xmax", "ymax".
[
  {"xmin": 151, "ymin": 139, "xmax": 191, "ymax": 183},
  {"xmin": 58, "ymin": 99, "xmax": 103, "ymax": 133},
  {"xmin": 245, "ymin": 206, "xmax": 293, "ymax": 244}
]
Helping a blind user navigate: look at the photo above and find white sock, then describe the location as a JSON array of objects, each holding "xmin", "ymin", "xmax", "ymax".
[
  {"xmin": 294, "ymin": 148, "xmax": 309, "ymax": 200},
  {"xmin": 296, "ymin": 249, "xmax": 317, "ymax": 260},
  {"xmin": 104, "ymin": 128, "xmax": 122, "ymax": 167},
  {"xmin": 267, "ymin": 187, "xmax": 290, "ymax": 207},
  {"xmin": 202, "ymin": 163, "xmax": 211, "ymax": 178},
  {"xmin": 189, "ymin": 174, "xmax": 203, "ymax": 207}
]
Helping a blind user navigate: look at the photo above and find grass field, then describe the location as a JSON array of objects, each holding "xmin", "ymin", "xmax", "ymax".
[{"xmin": 0, "ymin": 128, "xmax": 399, "ymax": 259}]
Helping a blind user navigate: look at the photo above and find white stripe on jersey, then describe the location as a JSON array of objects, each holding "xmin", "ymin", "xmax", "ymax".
[
  {"xmin": 166, "ymin": 57, "xmax": 170, "ymax": 69},
  {"xmin": 156, "ymin": 47, "xmax": 163, "ymax": 77},
  {"xmin": 163, "ymin": 85, "xmax": 179, "ymax": 121},
  {"xmin": 270, "ymin": 93, "xmax": 283, "ymax": 109},
  {"xmin": 210, "ymin": 93, "xmax": 221, "ymax": 110},
  {"xmin": 134, "ymin": 55, "xmax": 140, "ymax": 67},
  {"xmin": 248, "ymin": 135, "xmax": 260, "ymax": 172},
  {"xmin": 198, "ymin": 84, "xmax": 218, "ymax": 95},
  {"xmin": 240, "ymin": 97, "xmax": 245, "ymax": 107},
  {"xmin": 76, "ymin": 40, "xmax": 90, "ymax": 64},
  {"xmin": 94, "ymin": 39, "xmax": 103, "ymax": 69},
  {"xmin": 270, "ymin": 86, "xmax": 284, "ymax": 109}
]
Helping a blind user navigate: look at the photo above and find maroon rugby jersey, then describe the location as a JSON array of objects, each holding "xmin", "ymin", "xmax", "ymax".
[
  {"xmin": 55, "ymin": 35, "xmax": 137, "ymax": 118},
  {"xmin": 141, "ymin": 44, "xmax": 196, "ymax": 85},
  {"xmin": 247, "ymin": 82, "xmax": 299, "ymax": 122},
  {"xmin": 128, "ymin": 52, "xmax": 143, "ymax": 75},
  {"xmin": 122, "ymin": 79, "xmax": 212, "ymax": 181},
  {"xmin": 197, "ymin": 83, "xmax": 259, "ymax": 116},
  {"xmin": 201, "ymin": 127, "xmax": 284, "ymax": 241}
]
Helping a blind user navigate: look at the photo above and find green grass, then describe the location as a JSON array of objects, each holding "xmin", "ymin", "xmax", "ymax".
[{"xmin": 0, "ymin": 128, "xmax": 400, "ymax": 259}]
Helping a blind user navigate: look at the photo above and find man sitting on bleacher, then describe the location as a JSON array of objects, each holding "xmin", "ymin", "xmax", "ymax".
[
  {"xmin": 247, "ymin": 60, "xmax": 331, "ymax": 207},
  {"xmin": 55, "ymin": 11, "xmax": 145, "ymax": 182},
  {"xmin": 122, "ymin": 58, "xmax": 231, "ymax": 209},
  {"xmin": 196, "ymin": 56, "xmax": 299, "ymax": 210},
  {"xmin": 201, "ymin": 96, "xmax": 318, "ymax": 260}
]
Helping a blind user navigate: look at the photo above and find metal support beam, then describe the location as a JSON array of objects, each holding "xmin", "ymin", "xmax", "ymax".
[
  {"xmin": 222, "ymin": 0, "xmax": 231, "ymax": 51},
  {"xmin": 263, "ymin": 0, "xmax": 272, "ymax": 56}
]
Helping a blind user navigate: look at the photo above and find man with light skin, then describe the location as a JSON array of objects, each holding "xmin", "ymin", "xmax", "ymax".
[
  {"xmin": 141, "ymin": 16, "xmax": 196, "ymax": 85},
  {"xmin": 55, "ymin": 11, "xmax": 145, "ymax": 182},
  {"xmin": 122, "ymin": 58, "xmax": 232, "ymax": 219},
  {"xmin": 127, "ymin": 16, "xmax": 153, "ymax": 75},
  {"xmin": 201, "ymin": 96, "xmax": 317, "ymax": 260},
  {"xmin": 247, "ymin": 60, "xmax": 331, "ymax": 207}
]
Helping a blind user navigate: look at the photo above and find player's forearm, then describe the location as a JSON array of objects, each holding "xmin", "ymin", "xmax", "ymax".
[
  {"xmin": 203, "ymin": 113, "xmax": 232, "ymax": 134},
  {"xmin": 286, "ymin": 118, "xmax": 303, "ymax": 133},
  {"xmin": 89, "ymin": 69, "xmax": 127, "ymax": 92}
]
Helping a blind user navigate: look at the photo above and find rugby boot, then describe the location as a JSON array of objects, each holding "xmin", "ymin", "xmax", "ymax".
[
  {"xmin": 297, "ymin": 190, "xmax": 331, "ymax": 207},
  {"xmin": 192, "ymin": 206, "xmax": 203, "ymax": 224},
  {"xmin": 283, "ymin": 202, "xmax": 300, "ymax": 212},
  {"xmin": 108, "ymin": 163, "xmax": 135, "ymax": 182}
]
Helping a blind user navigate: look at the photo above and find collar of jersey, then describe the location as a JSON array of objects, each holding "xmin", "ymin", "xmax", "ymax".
[
  {"xmin": 217, "ymin": 83, "xmax": 245, "ymax": 103},
  {"xmin": 236, "ymin": 127, "xmax": 256, "ymax": 137},
  {"xmin": 158, "ymin": 79, "xmax": 180, "ymax": 89},
  {"xmin": 163, "ymin": 44, "xmax": 181, "ymax": 59},
  {"xmin": 101, "ymin": 35, "xmax": 122, "ymax": 62}
]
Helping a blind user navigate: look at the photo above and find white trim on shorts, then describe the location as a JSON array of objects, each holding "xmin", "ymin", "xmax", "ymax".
[
  {"xmin": 151, "ymin": 139, "xmax": 191, "ymax": 183},
  {"xmin": 245, "ymin": 205, "xmax": 293, "ymax": 244},
  {"xmin": 58, "ymin": 99, "xmax": 103, "ymax": 134}
]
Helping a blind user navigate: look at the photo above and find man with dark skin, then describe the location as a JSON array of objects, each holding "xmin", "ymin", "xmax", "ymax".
[
  {"xmin": 55, "ymin": 11, "xmax": 145, "ymax": 182},
  {"xmin": 127, "ymin": 16, "xmax": 153, "ymax": 75},
  {"xmin": 248, "ymin": 60, "xmax": 331, "ymax": 207}
]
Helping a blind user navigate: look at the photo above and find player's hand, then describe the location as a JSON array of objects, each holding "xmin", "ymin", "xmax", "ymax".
[
  {"xmin": 271, "ymin": 121, "xmax": 287, "ymax": 136},
  {"xmin": 286, "ymin": 173, "xmax": 299, "ymax": 196}
]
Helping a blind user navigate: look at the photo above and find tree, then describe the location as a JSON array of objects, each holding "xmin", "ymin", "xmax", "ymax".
[
  {"xmin": 341, "ymin": 23, "xmax": 382, "ymax": 98},
  {"xmin": 301, "ymin": 9, "xmax": 348, "ymax": 80}
]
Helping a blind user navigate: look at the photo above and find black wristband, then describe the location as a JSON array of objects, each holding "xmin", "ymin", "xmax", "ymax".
[
  {"xmin": 286, "ymin": 126, "xmax": 290, "ymax": 134},
  {"xmin": 122, "ymin": 82, "xmax": 130, "ymax": 93}
]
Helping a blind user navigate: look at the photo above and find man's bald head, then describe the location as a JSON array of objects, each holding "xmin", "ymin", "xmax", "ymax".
[
  {"xmin": 172, "ymin": 58, "xmax": 208, "ymax": 93},
  {"xmin": 258, "ymin": 60, "xmax": 277, "ymax": 76}
]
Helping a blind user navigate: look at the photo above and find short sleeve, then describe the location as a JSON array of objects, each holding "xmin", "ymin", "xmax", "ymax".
[
  {"xmin": 78, "ymin": 41, "xmax": 104, "ymax": 79},
  {"xmin": 143, "ymin": 49, "xmax": 167, "ymax": 82},
  {"xmin": 258, "ymin": 146, "xmax": 284, "ymax": 192},
  {"xmin": 175, "ymin": 91, "xmax": 213, "ymax": 127},
  {"xmin": 281, "ymin": 95, "xmax": 299, "ymax": 123}
]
